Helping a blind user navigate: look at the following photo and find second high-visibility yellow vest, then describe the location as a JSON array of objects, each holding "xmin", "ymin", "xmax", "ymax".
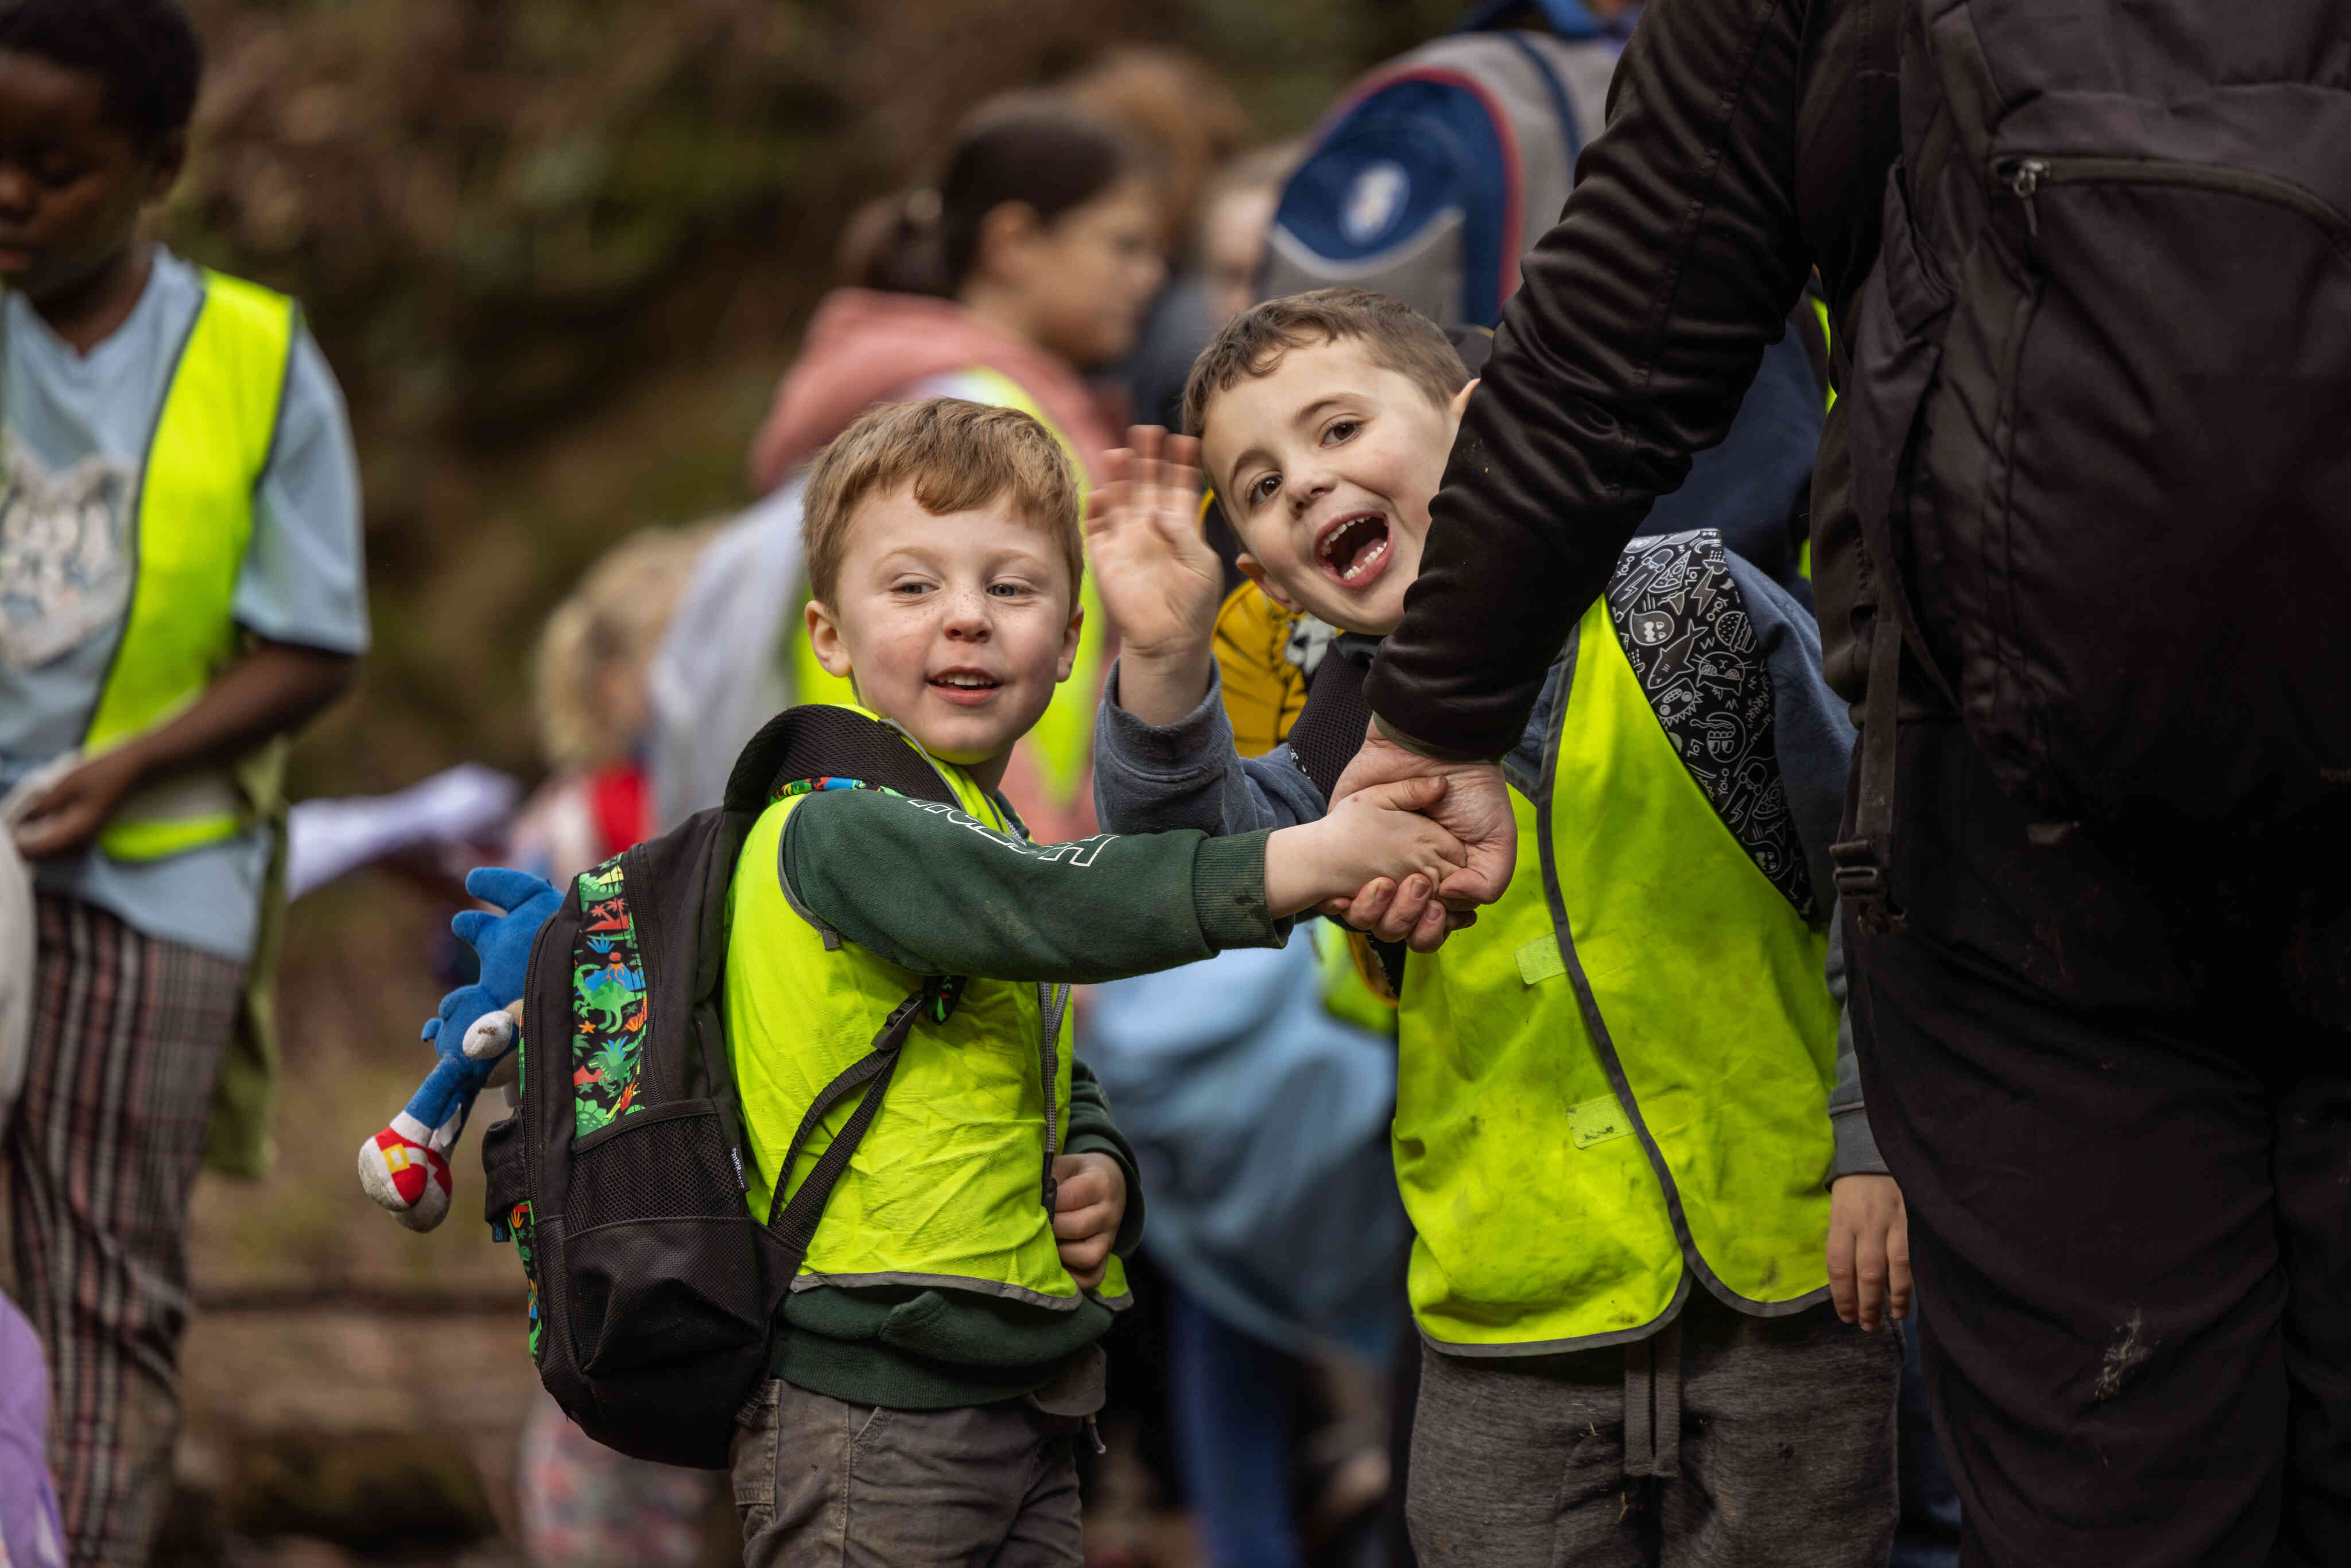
[
  {"xmin": 84, "ymin": 269, "xmax": 297, "ymax": 861},
  {"xmin": 1396, "ymin": 540, "xmax": 1839, "ymax": 1353}
]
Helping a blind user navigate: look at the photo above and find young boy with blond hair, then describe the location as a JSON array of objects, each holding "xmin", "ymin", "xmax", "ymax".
[
  {"xmin": 1088, "ymin": 289, "xmax": 1908, "ymax": 1566},
  {"xmin": 717, "ymin": 394, "xmax": 1465, "ymax": 1567}
]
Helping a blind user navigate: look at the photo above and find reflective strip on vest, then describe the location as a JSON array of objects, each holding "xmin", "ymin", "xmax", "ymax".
[
  {"xmin": 1801, "ymin": 293, "xmax": 1832, "ymax": 579},
  {"xmin": 87, "ymin": 270, "xmax": 296, "ymax": 861},
  {"xmin": 1395, "ymin": 596, "xmax": 1837, "ymax": 1354},
  {"xmin": 723, "ymin": 703, "xmax": 1128, "ymax": 1310}
]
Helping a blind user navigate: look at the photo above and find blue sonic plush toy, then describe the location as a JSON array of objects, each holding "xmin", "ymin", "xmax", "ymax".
[{"xmin": 360, "ymin": 867, "xmax": 561, "ymax": 1232}]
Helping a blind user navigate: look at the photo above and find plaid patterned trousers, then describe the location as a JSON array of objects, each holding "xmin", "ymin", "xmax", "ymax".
[{"xmin": 12, "ymin": 894, "xmax": 241, "ymax": 1568}]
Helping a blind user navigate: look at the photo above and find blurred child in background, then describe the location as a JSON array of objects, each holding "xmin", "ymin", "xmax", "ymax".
[
  {"xmin": 653, "ymin": 98, "xmax": 1165, "ymax": 841},
  {"xmin": 510, "ymin": 526, "xmax": 711, "ymax": 884},
  {"xmin": 1061, "ymin": 47, "xmax": 1254, "ymax": 434},
  {"xmin": 1117, "ymin": 141, "xmax": 1295, "ymax": 437},
  {"xmin": 0, "ymin": 2, "xmax": 365, "ymax": 1559}
]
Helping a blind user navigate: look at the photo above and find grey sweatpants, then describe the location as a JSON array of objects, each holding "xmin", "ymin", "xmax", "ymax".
[
  {"xmin": 729, "ymin": 1377, "xmax": 1084, "ymax": 1567},
  {"xmin": 1407, "ymin": 1290, "xmax": 1902, "ymax": 1567}
]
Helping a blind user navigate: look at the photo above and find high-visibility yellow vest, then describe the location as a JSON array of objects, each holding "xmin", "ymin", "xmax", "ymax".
[
  {"xmin": 84, "ymin": 270, "xmax": 297, "ymax": 861},
  {"xmin": 788, "ymin": 368, "xmax": 1105, "ymax": 815},
  {"xmin": 723, "ymin": 704, "xmax": 1129, "ymax": 1310},
  {"xmin": 1396, "ymin": 581, "xmax": 1838, "ymax": 1353}
]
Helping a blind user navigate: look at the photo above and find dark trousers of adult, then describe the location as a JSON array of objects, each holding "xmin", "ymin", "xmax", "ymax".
[{"xmin": 1848, "ymin": 718, "xmax": 2351, "ymax": 1567}]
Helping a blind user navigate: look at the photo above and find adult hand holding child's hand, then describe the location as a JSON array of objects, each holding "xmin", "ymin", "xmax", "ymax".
[
  {"xmin": 1263, "ymin": 774, "xmax": 1468, "ymax": 920},
  {"xmin": 1326, "ymin": 721, "xmax": 1517, "ymax": 952},
  {"xmin": 1084, "ymin": 425, "xmax": 1226, "ymax": 727}
]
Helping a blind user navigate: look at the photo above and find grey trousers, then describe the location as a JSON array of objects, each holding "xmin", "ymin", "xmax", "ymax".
[
  {"xmin": 1407, "ymin": 1291, "xmax": 1903, "ymax": 1567},
  {"xmin": 730, "ymin": 1379, "xmax": 1084, "ymax": 1567}
]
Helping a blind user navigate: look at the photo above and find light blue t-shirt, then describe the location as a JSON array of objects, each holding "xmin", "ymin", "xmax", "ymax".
[{"xmin": 0, "ymin": 249, "xmax": 368, "ymax": 962}]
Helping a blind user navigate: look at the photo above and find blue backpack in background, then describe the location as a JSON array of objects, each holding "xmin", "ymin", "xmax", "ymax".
[{"xmin": 1258, "ymin": 0, "xmax": 1634, "ymax": 329}]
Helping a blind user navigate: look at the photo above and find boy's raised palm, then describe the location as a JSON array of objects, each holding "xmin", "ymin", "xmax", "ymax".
[{"xmin": 1087, "ymin": 426, "xmax": 1224, "ymax": 673}]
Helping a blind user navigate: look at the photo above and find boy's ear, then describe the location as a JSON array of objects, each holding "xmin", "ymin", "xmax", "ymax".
[
  {"xmin": 1445, "ymin": 378, "xmax": 1480, "ymax": 440},
  {"xmin": 1236, "ymin": 554, "xmax": 1302, "ymax": 615},
  {"xmin": 804, "ymin": 599, "xmax": 853, "ymax": 680},
  {"xmin": 1054, "ymin": 604, "xmax": 1084, "ymax": 684},
  {"xmin": 143, "ymin": 129, "xmax": 188, "ymax": 204}
]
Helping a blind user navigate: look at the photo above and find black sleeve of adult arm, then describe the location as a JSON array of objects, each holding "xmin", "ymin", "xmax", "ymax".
[
  {"xmin": 780, "ymin": 788, "xmax": 1280, "ymax": 984},
  {"xmin": 1365, "ymin": 0, "xmax": 1817, "ymax": 758}
]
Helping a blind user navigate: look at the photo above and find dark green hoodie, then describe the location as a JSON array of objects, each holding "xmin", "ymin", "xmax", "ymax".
[{"xmin": 754, "ymin": 786, "xmax": 1278, "ymax": 1409}]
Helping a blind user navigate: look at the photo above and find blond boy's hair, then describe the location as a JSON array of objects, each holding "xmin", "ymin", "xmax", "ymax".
[
  {"xmin": 1181, "ymin": 286, "xmax": 1470, "ymax": 440},
  {"xmin": 801, "ymin": 398, "xmax": 1084, "ymax": 604}
]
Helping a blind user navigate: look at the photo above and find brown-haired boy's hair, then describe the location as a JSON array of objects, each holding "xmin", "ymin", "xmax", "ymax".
[
  {"xmin": 1181, "ymin": 286, "xmax": 1470, "ymax": 438},
  {"xmin": 801, "ymin": 398, "xmax": 1084, "ymax": 604}
]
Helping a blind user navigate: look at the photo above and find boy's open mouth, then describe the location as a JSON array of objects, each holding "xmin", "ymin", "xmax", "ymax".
[
  {"xmin": 1314, "ymin": 511, "xmax": 1393, "ymax": 589},
  {"xmin": 929, "ymin": 668, "xmax": 1004, "ymax": 706}
]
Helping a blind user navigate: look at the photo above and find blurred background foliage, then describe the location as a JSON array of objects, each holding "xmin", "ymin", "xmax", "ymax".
[{"xmin": 164, "ymin": 0, "xmax": 1457, "ymax": 798}]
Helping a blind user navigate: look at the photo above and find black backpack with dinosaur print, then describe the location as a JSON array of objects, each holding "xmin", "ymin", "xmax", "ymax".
[{"xmin": 478, "ymin": 705, "xmax": 965, "ymax": 1468}]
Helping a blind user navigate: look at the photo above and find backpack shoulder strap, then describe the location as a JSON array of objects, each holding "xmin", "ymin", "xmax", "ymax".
[
  {"xmin": 1605, "ymin": 530, "xmax": 1820, "ymax": 919},
  {"xmin": 1287, "ymin": 649, "xmax": 1377, "ymax": 804},
  {"xmin": 721, "ymin": 705, "xmax": 964, "ymax": 814},
  {"xmin": 725, "ymin": 709, "xmax": 969, "ymax": 1259},
  {"xmin": 764, "ymin": 974, "xmax": 955, "ymax": 1259}
]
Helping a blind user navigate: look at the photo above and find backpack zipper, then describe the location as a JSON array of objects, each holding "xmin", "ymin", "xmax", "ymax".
[
  {"xmin": 1995, "ymin": 155, "xmax": 2351, "ymax": 259},
  {"xmin": 1037, "ymin": 982, "xmax": 1069, "ymax": 1213},
  {"xmin": 2004, "ymin": 157, "xmax": 2047, "ymax": 235}
]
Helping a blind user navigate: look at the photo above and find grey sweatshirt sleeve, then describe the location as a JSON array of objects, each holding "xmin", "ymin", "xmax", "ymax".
[
  {"xmin": 1093, "ymin": 658, "xmax": 1330, "ymax": 837},
  {"xmin": 781, "ymin": 788, "xmax": 1281, "ymax": 983},
  {"xmin": 1725, "ymin": 555, "xmax": 1882, "ymax": 1181}
]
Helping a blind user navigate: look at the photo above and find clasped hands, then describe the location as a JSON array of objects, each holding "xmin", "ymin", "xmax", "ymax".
[
  {"xmin": 1087, "ymin": 424, "xmax": 1515, "ymax": 953},
  {"xmin": 1322, "ymin": 731, "xmax": 1515, "ymax": 952}
]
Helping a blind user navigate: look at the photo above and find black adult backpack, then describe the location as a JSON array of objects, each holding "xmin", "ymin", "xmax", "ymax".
[
  {"xmin": 1842, "ymin": 1, "xmax": 2351, "ymax": 865},
  {"xmin": 478, "ymin": 706, "xmax": 965, "ymax": 1468},
  {"xmin": 1256, "ymin": 0, "xmax": 1625, "ymax": 329}
]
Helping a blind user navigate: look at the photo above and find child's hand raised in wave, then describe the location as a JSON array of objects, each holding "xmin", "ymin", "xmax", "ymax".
[
  {"xmin": 1262, "ymin": 776, "xmax": 1470, "ymax": 920},
  {"xmin": 1085, "ymin": 425, "xmax": 1225, "ymax": 727}
]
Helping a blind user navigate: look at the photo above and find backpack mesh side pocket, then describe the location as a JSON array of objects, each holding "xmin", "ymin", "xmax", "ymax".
[{"xmin": 562, "ymin": 1100, "xmax": 763, "ymax": 1392}]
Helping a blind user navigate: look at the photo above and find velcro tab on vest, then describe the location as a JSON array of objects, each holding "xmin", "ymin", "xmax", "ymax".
[
  {"xmin": 1568, "ymin": 1097, "xmax": 1633, "ymax": 1150},
  {"xmin": 1515, "ymin": 937, "xmax": 1565, "ymax": 986}
]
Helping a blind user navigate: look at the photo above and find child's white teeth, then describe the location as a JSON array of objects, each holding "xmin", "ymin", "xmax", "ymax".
[
  {"xmin": 1320, "ymin": 515, "xmax": 1386, "ymax": 575},
  {"xmin": 1338, "ymin": 536, "xmax": 1389, "ymax": 582}
]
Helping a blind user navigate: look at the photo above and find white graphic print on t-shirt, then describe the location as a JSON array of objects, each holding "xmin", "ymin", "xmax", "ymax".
[{"xmin": 0, "ymin": 429, "xmax": 133, "ymax": 672}]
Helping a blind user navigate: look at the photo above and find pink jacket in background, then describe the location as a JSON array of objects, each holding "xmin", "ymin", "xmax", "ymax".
[{"xmin": 747, "ymin": 289, "xmax": 1120, "ymax": 496}]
